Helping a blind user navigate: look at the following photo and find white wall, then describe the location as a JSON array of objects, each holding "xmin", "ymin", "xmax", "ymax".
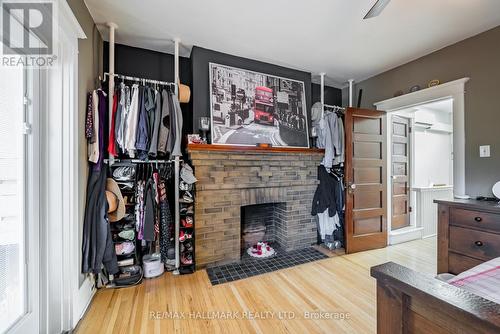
[{"xmin": 414, "ymin": 129, "xmax": 453, "ymax": 186}]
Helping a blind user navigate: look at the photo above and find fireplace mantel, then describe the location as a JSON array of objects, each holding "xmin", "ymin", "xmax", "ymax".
[{"xmin": 188, "ymin": 143, "xmax": 324, "ymax": 154}]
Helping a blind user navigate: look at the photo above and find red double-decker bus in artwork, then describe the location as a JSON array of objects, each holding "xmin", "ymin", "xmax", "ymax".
[{"xmin": 254, "ymin": 86, "xmax": 275, "ymax": 125}]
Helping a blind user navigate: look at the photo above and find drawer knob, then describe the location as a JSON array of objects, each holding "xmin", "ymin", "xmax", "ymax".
[
  {"xmin": 474, "ymin": 216, "xmax": 482, "ymax": 222},
  {"xmin": 474, "ymin": 241, "xmax": 483, "ymax": 247}
]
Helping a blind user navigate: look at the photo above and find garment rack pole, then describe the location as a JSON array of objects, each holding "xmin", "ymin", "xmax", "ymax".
[
  {"xmin": 173, "ymin": 38, "xmax": 181, "ymax": 276},
  {"xmin": 320, "ymin": 72, "xmax": 326, "ymax": 119},
  {"xmin": 319, "ymin": 72, "xmax": 345, "ymax": 115},
  {"xmin": 348, "ymin": 79, "xmax": 354, "ymax": 107},
  {"xmin": 102, "ymin": 72, "xmax": 177, "ymax": 87},
  {"xmin": 107, "ymin": 22, "xmax": 118, "ymax": 165}
]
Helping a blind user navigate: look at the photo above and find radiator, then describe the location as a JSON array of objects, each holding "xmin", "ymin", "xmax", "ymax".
[{"xmin": 414, "ymin": 186, "xmax": 453, "ymax": 238}]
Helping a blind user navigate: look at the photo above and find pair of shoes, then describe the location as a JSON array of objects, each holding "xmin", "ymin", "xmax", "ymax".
[
  {"xmin": 179, "ymin": 191, "xmax": 194, "ymax": 203},
  {"xmin": 118, "ymin": 229, "xmax": 135, "ymax": 240},
  {"xmin": 180, "ymin": 241, "xmax": 193, "ymax": 253},
  {"xmin": 181, "ymin": 216, "xmax": 193, "ymax": 228},
  {"xmin": 115, "ymin": 241, "xmax": 135, "ymax": 255},
  {"xmin": 180, "ymin": 205, "xmax": 194, "ymax": 215},
  {"xmin": 113, "ymin": 166, "xmax": 136, "ymax": 181},
  {"xmin": 179, "ymin": 230, "xmax": 192, "ymax": 242},
  {"xmin": 179, "ymin": 180, "xmax": 193, "ymax": 191},
  {"xmin": 181, "ymin": 252, "xmax": 193, "ymax": 265}
]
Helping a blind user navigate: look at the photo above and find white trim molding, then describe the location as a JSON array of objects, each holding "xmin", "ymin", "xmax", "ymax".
[{"xmin": 374, "ymin": 77, "xmax": 470, "ymax": 199}]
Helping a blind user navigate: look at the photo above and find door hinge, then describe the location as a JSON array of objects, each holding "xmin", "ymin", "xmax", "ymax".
[
  {"xmin": 22, "ymin": 122, "xmax": 32, "ymax": 135},
  {"xmin": 23, "ymin": 96, "xmax": 31, "ymax": 105},
  {"xmin": 409, "ymin": 126, "xmax": 412, "ymax": 133},
  {"xmin": 409, "ymin": 206, "xmax": 412, "ymax": 213}
]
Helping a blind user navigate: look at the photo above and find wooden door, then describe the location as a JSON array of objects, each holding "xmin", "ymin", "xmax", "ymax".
[
  {"xmin": 391, "ymin": 115, "xmax": 410, "ymax": 230},
  {"xmin": 345, "ymin": 107, "xmax": 387, "ymax": 253}
]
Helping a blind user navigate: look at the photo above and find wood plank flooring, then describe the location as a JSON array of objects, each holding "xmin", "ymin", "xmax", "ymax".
[{"xmin": 75, "ymin": 237, "xmax": 436, "ymax": 334}]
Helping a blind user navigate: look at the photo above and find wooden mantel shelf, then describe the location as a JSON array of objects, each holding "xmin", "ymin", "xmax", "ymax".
[{"xmin": 188, "ymin": 143, "xmax": 324, "ymax": 154}]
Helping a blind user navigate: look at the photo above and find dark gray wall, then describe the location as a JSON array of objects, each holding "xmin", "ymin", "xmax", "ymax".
[
  {"xmin": 312, "ymin": 83, "xmax": 342, "ymax": 107},
  {"xmin": 191, "ymin": 46, "xmax": 313, "ymax": 139},
  {"xmin": 348, "ymin": 25, "xmax": 500, "ymax": 197}
]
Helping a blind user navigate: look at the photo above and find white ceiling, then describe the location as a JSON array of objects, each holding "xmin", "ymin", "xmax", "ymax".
[{"xmin": 84, "ymin": 0, "xmax": 500, "ymax": 88}]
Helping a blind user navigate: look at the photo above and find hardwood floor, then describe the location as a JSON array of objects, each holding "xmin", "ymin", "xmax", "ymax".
[{"xmin": 75, "ymin": 237, "xmax": 436, "ymax": 334}]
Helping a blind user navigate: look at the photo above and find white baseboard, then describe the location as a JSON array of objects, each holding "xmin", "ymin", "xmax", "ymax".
[{"xmin": 389, "ymin": 227, "xmax": 424, "ymax": 245}]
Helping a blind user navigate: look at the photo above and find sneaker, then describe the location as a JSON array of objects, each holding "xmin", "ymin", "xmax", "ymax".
[
  {"xmin": 179, "ymin": 191, "xmax": 194, "ymax": 203},
  {"xmin": 181, "ymin": 252, "xmax": 193, "ymax": 265},
  {"xmin": 181, "ymin": 216, "xmax": 193, "ymax": 228},
  {"xmin": 179, "ymin": 230, "xmax": 192, "ymax": 242},
  {"xmin": 180, "ymin": 242, "xmax": 193, "ymax": 253},
  {"xmin": 113, "ymin": 166, "xmax": 136, "ymax": 181},
  {"xmin": 115, "ymin": 241, "xmax": 135, "ymax": 255},
  {"xmin": 179, "ymin": 181, "xmax": 192, "ymax": 191},
  {"xmin": 118, "ymin": 229, "xmax": 135, "ymax": 240},
  {"xmin": 184, "ymin": 241, "xmax": 193, "ymax": 252},
  {"xmin": 180, "ymin": 205, "xmax": 194, "ymax": 215}
]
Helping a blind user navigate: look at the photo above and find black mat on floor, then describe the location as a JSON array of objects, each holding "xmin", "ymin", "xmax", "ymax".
[{"xmin": 206, "ymin": 247, "xmax": 328, "ymax": 285}]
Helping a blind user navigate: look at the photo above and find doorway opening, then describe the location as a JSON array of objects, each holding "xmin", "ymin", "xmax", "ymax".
[{"xmin": 388, "ymin": 98, "xmax": 454, "ymax": 244}]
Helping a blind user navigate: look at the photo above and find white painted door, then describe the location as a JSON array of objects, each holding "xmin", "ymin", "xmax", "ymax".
[{"xmin": 0, "ymin": 66, "xmax": 39, "ymax": 333}]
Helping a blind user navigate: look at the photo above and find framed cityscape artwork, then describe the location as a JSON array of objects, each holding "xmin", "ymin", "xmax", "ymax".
[{"xmin": 209, "ymin": 63, "xmax": 309, "ymax": 148}]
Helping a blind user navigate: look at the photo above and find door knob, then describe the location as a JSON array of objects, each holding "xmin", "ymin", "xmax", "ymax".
[{"xmin": 348, "ymin": 182, "xmax": 356, "ymax": 193}]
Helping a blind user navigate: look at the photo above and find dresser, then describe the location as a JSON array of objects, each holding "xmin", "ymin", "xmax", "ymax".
[{"xmin": 435, "ymin": 199, "xmax": 500, "ymax": 274}]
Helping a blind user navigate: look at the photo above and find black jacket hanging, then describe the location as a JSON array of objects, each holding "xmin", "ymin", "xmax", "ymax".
[
  {"xmin": 311, "ymin": 165, "xmax": 339, "ymax": 217},
  {"xmin": 142, "ymin": 178, "xmax": 156, "ymax": 241}
]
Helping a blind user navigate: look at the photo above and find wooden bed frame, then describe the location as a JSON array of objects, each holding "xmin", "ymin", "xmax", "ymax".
[{"xmin": 370, "ymin": 262, "xmax": 500, "ymax": 334}]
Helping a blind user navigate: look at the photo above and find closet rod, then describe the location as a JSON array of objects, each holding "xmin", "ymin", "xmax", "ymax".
[
  {"xmin": 103, "ymin": 158, "xmax": 180, "ymax": 164},
  {"xmin": 102, "ymin": 72, "xmax": 177, "ymax": 87},
  {"xmin": 324, "ymin": 104, "xmax": 346, "ymax": 112}
]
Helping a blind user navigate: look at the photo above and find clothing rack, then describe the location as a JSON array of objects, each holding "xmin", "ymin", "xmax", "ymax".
[
  {"xmin": 102, "ymin": 72, "xmax": 177, "ymax": 88},
  {"xmin": 323, "ymin": 104, "xmax": 345, "ymax": 114},
  {"xmin": 104, "ymin": 158, "xmax": 178, "ymax": 164},
  {"xmin": 318, "ymin": 73, "xmax": 351, "ymax": 119},
  {"xmin": 105, "ymin": 23, "xmax": 184, "ymax": 275}
]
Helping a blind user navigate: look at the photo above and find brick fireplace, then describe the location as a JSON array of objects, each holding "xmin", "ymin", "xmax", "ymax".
[{"xmin": 189, "ymin": 145, "xmax": 324, "ymax": 268}]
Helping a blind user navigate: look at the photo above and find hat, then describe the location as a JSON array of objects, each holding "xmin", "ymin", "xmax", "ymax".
[
  {"xmin": 180, "ymin": 163, "xmax": 197, "ymax": 184},
  {"xmin": 178, "ymin": 83, "xmax": 191, "ymax": 104},
  {"xmin": 106, "ymin": 178, "xmax": 126, "ymax": 222},
  {"xmin": 311, "ymin": 102, "xmax": 323, "ymax": 123}
]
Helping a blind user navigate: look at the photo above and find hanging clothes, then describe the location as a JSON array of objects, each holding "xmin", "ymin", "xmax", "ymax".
[
  {"xmin": 159, "ymin": 179, "xmax": 173, "ymax": 264},
  {"xmin": 136, "ymin": 86, "xmax": 152, "ymax": 160},
  {"xmin": 125, "ymin": 84, "xmax": 140, "ymax": 158},
  {"xmin": 148, "ymin": 89, "xmax": 162, "ymax": 157},
  {"xmin": 321, "ymin": 112, "xmax": 344, "ymax": 169},
  {"xmin": 81, "ymin": 167, "xmax": 119, "ymax": 275},
  {"xmin": 170, "ymin": 91, "xmax": 184, "ymax": 157},
  {"xmin": 85, "ymin": 92, "xmax": 94, "ymax": 140},
  {"xmin": 158, "ymin": 88, "xmax": 171, "ymax": 155},
  {"xmin": 116, "ymin": 83, "xmax": 130, "ymax": 153},
  {"xmin": 108, "ymin": 90, "xmax": 119, "ymax": 157},
  {"xmin": 93, "ymin": 89, "xmax": 107, "ymax": 171},
  {"xmin": 136, "ymin": 179, "xmax": 145, "ymax": 239},
  {"xmin": 88, "ymin": 90, "xmax": 100, "ymax": 164},
  {"xmin": 142, "ymin": 178, "xmax": 156, "ymax": 241}
]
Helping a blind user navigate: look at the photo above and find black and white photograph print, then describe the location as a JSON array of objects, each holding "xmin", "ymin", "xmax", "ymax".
[{"xmin": 209, "ymin": 63, "xmax": 309, "ymax": 148}]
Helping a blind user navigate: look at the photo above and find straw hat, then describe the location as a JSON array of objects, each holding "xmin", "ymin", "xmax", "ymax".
[
  {"xmin": 178, "ymin": 83, "xmax": 191, "ymax": 103},
  {"xmin": 106, "ymin": 178, "xmax": 126, "ymax": 222}
]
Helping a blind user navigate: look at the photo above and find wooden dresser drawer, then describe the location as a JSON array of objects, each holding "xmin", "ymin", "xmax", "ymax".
[
  {"xmin": 449, "ymin": 226, "xmax": 500, "ymax": 261},
  {"xmin": 450, "ymin": 208, "xmax": 500, "ymax": 233},
  {"xmin": 448, "ymin": 252, "xmax": 483, "ymax": 275}
]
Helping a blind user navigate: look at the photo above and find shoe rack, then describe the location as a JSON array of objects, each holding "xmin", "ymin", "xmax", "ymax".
[{"xmin": 179, "ymin": 177, "xmax": 195, "ymax": 273}]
